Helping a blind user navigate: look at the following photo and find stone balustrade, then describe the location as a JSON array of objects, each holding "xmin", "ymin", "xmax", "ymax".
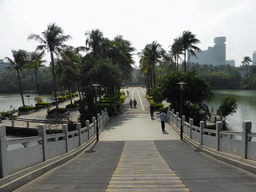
[
  {"xmin": 167, "ymin": 107, "xmax": 256, "ymax": 162},
  {"xmin": 0, "ymin": 108, "xmax": 110, "ymax": 178}
]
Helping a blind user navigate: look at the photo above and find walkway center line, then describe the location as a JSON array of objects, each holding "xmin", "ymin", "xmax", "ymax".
[{"xmin": 137, "ymin": 89, "xmax": 145, "ymax": 111}]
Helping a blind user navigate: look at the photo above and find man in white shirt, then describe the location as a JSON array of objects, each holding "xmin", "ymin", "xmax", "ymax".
[{"xmin": 160, "ymin": 111, "xmax": 167, "ymax": 132}]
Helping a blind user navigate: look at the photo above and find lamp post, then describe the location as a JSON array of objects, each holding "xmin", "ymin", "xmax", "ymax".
[
  {"xmin": 92, "ymin": 84, "xmax": 100, "ymax": 141},
  {"xmin": 177, "ymin": 82, "xmax": 186, "ymax": 140},
  {"xmin": 26, "ymin": 95, "xmax": 30, "ymax": 106}
]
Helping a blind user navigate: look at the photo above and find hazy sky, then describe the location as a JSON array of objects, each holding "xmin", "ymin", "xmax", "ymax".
[{"xmin": 1, "ymin": 0, "xmax": 256, "ymax": 67}]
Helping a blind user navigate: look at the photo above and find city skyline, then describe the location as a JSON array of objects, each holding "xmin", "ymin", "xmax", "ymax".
[{"xmin": 1, "ymin": 0, "xmax": 256, "ymax": 67}]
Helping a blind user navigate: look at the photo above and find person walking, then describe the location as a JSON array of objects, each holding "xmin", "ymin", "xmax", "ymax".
[
  {"xmin": 130, "ymin": 98, "xmax": 133, "ymax": 108},
  {"xmin": 150, "ymin": 104, "xmax": 154, "ymax": 119},
  {"xmin": 160, "ymin": 111, "xmax": 167, "ymax": 132},
  {"xmin": 133, "ymin": 99, "xmax": 137, "ymax": 108}
]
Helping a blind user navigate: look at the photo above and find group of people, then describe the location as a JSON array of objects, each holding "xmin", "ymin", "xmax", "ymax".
[{"xmin": 129, "ymin": 98, "xmax": 137, "ymax": 108}]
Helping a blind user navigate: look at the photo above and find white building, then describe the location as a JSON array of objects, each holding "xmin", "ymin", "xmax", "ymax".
[
  {"xmin": 190, "ymin": 36, "xmax": 230, "ymax": 66},
  {"xmin": 0, "ymin": 59, "xmax": 10, "ymax": 72}
]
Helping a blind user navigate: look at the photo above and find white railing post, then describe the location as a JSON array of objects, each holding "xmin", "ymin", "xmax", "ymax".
[
  {"xmin": 38, "ymin": 124, "xmax": 47, "ymax": 161},
  {"xmin": 200, "ymin": 121, "xmax": 205, "ymax": 145},
  {"xmin": 176, "ymin": 112, "xmax": 179, "ymax": 128},
  {"xmin": 172, "ymin": 109, "xmax": 175, "ymax": 122},
  {"xmin": 189, "ymin": 118, "xmax": 193, "ymax": 139},
  {"xmin": 0, "ymin": 124, "xmax": 8, "ymax": 178},
  {"xmin": 12, "ymin": 119, "xmax": 14, "ymax": 127},
  {"xmin": 26, "ymin": 121, "xmax": 29, "ymax": 128},
  {"xmin": 76, "ymin": 123, "xmax": 82, "ymax": 146},
  {"xmin": 216, "ymin": 121, "xmax": 222, "ymax": 151},
  {"xmin": 167, "ymin": 107, "xmax": 170, "ymax": 121},
  {"xmin": 62, "ymin": 124, "xmax": 68, "ymax": 152},
  {"xmin": 242, "ymin": 121, "xmax": 252, "ymax": 159},
  {"xmin": 86, "ymin": 120, "xmax": 90, "ymax": 140}
]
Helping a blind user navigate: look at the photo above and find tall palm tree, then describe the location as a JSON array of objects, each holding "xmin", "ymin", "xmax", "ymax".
[
  {"xmin": 180, "ymin": 31, "xmax": 201, "ymax": 72},
  {"xmin": 85, "ymin": 29, "xmax": 105, "ymax": 57},
  {"xmin": 28, "ymin": 23, "xmax": 71, "ymax": 108},
  {"xmin": 171, "ymin": 37, "xmax": 183, "ymax": 71},
  {"xmin": 241, "ymin": 56, "xmax": 252, "ymax": 76},
  {"xmin": 27, "ymin": 51, "xmax": 46, "ymax": 96},
  {"xmin": 5, "ymin": 50, "xmax": 28, "ymax": 107}
]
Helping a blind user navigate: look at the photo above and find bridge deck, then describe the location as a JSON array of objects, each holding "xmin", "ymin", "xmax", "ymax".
[{"xmin": 13, "ymin": 87, "xmax": 256, "ymax": 192}]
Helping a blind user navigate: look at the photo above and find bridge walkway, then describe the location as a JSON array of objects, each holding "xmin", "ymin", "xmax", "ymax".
[{"xmin": 14, "ymin": 87, "xmax": 256, "ymax": 192}]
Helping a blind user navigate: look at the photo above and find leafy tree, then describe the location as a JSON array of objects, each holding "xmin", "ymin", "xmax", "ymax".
[
  {"xmin": 217, "ymin": 96, "xmax": 238, "ymax": 117},
  {"xmin": 26, "ymin": 51, "xmax": 46, "ymax": 96},
  {"xmin": 170, "ymin": 37, "xmax": 183, "ymax": 71},
  {"xmin": 28, "ymin": 23, "xmax": 71, "ymax": 108},
  {"xmin": 159, "ymin": 71, "xmax": 214, "ymax": 124},
  {"xmin": 5, "ymin": 50, "xmax": 28, "ymax": 107}
]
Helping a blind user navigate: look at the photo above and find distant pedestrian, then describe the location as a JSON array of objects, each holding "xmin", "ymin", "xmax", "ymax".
[
  {"xmin": 133, "ymin": 99, "xmax": 137, "ymax": 108},
  {"xmin": 127, "ymin": 90, "xmax": 129, "ymax": 96},
  {"xmin": 130, "ymin": 98, "xmax": 133, "ymax": 108},
  {"xmin": 160, "ymin": 111, "xmax": 167, "ymax": 132},
  {"xmin": 150, "ymin": 104, "xmax": 154, "ymax": 119}
]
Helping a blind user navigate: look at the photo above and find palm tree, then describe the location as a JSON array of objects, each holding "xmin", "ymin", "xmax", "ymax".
[
  {"xmin": 85, "ymin": 29, "xmax": 105, "ymax": 57},
  {"xmin": 27, "ymin": 51, "xmax": 46, "ymax": 96},
  {"xmin": 180, "ymin": 31, "xmax": 201, "ymax": 72},
  {"xmin": 5, "ymin": 50, "xmax": 28, "ymax": 107},
  {"xmin": 28, "ymin": 23, "xmax": 71, "ymax": 108},
  {"xmin": 241, "ymin": 56, "xmax": 252, "ymax": 76},
  {"xmin": 171, "ymin": 37, "xmax": 183, "ymax": 71}
]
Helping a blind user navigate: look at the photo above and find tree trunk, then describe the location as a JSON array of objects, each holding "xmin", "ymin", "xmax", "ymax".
[
  {"xmin": 184, "ymin": 51, "xmax": 187, "ymax": 72},
  {"xmin": 35, "ymin": 69, "xmax": 40, "ymax": 96},
  {"xmin": 17, "ymin": 69, "xmax": 25, "ymax": 107},
  {"xmin": 51, "ymin": 51, "xmax": 58, "ymax": 109}
]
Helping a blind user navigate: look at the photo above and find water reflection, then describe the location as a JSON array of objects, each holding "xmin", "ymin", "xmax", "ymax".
[{"xmin": 208, "ymin": 90, "xmax": 256, "ymax": 132}]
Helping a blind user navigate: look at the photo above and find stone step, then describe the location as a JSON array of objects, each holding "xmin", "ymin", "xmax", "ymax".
[{"xmin": 105, "ymin": 141, "xmax": 189, "ymax": 191}]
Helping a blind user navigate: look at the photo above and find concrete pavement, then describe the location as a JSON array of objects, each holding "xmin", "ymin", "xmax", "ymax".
[{"xmin": 13, "ymin": 87, "xmax": 256, "ymax": 191}]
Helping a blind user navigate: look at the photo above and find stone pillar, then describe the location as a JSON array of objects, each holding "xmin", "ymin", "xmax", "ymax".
[
  {"xmin": 172, "ymin": 109, "xmax": 175, "ymax": 122},
  {"xmin": 200, "ymin": 121, "xmax": 205, "ymax": 145},
  {"xmin": 38, "ymin": 124, "xmax": 47, "ymax": 161},
  {"xmin": 76, "ymin": 123, "xmax": 81, "ymax": 146},
  {"xmin": 242, "ymin": 121, "xmax": 252, "ymax": 159},
  {"xmin": 62, "ymin": 124, "xmax": 68, "ymax": 153},
  {"xmin": 26, "ymin": 121, "xmax": 29, "ymax": 128},
  {"xmin": 189, "ymin": 118, "xmax": 193, "ymax": 139},
  {"xmin": 12, "ymin": 119, "xmax": 14, "ymax": 127},
  {"xmin": 216, "ymin": 121, "xmax": 222, "ymax": 151},
  {"xmin": 176, "ymin": 112, "xmax": 179, "ymax": 128},
  {"xmin": 86, "ymin": 120, "xmax": 90, "ymax": 140},
  {"xmin": 0, "ymin": 124, "xmax": 8, "ymax": 178}
]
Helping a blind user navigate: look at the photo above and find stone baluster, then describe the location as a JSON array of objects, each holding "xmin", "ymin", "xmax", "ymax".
[
  {"xmin": 242, "ymin": 121, "xmax": 252, "ymax": 159},
  {"xmin": 0, "ymin": 124, "xmax": 8, "ymax": 178},
  {"xmin": 189, "ymin": 118, "xmax": 193, "ymax": 139},
  {"xmin": 200, "ymin": 121, "xmax": 205, "ymax": 145},
  {"xmin": 216, "ymin": 121, "xmax": 222, "ymax": 151},
  {"xmin": 172, "ymin": 109, "xmax": 175, "ymax": 122},
  {"xmin": 86, "ymin": 120, "xmax": 90, "ymax": 140},
  {"xmin": 62, "ymin": 124, "xmax": 68, "ymax": 153},
  {"xmin": 38, "ymin": 124, "xmax": 47, "ymax": 161},
  {"xmin": 76, "ymin": 123, "xmax": 81, "ymax": 146}
]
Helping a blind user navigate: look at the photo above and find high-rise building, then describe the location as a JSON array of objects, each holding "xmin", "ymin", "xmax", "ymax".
[
  {"xmin": 190, "ymin": 36, "xmax": 228, "ymax": 66},
  {"xmin": 252, "ymin": 51, "xmax": 256, "ymax": 65}
]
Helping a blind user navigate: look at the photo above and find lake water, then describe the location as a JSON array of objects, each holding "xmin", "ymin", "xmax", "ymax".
[
  {"xmin": 0, "ymin": 93, "xmax": 52, "ymax": 112},
  {"xmin": 208, "ymin": 90, "xmax": 256, "ymax": 133}
]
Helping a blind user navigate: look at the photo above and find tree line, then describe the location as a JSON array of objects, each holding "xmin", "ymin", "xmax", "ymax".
[{"xmin": 3, "ymin": 24, "xmax": 135, "ymax": 110}]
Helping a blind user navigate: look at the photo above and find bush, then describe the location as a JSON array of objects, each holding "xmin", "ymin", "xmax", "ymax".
[
  {"xmin": 34, "ymin": 95, "xmax": 44, "ymax": 103},
  {"xmin": 66, "ymin": 104, "xmax": 79, "ymax": 108},
  {"xmin": 159, "ymin": 107, "xmax": 168, "ymax": 113},
  {"xmin": 19, "ymin": 105, "xmax": 35, "ymax": 112}
]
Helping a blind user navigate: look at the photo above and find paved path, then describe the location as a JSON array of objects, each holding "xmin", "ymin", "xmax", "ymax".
[
  {"xmin": 13, "ymin": 87, "xmax": 256, "ymax": 191},
  {"xmin": 2, "ymin": 97, "xmax": 80, "ymax": 130}
]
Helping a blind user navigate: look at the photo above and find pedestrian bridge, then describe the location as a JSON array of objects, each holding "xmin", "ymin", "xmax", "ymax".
[{"xmin": 1, "ymin": 87, "xmax": 256, "ymax": 191}]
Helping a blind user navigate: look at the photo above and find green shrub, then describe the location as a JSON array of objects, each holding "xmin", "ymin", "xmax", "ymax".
[
  {"xmin": 19, "ymin": 105, "xmax": 35, "ymax": 112},
  {"xmin": 34, "ymin": 95, "xmax": 44, "ymax": 103},
  {"xmin": 66, "ymin": 104, "xmax": 79, "ymax": 108},
  {"xmin": 159, "ymin": 107, "xmax": 168, "ymax": 113}
]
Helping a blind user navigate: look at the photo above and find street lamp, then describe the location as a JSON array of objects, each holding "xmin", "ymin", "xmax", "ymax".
[
  {"xmin": 177, "ymin": 82, "xmax": 186, "ymax": 140},
  {"xmin": 92, "ymin": 84, "xmax": 100, "ymax": 142},
  {"xmin": 26, "ymin": 95, "xmax": 30, "ymax": 106}
]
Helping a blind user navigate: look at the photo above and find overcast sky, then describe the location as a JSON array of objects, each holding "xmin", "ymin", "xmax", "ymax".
[{"xmin": 1, "ymin": 0, "xmax": 256, "ymax": 67}]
